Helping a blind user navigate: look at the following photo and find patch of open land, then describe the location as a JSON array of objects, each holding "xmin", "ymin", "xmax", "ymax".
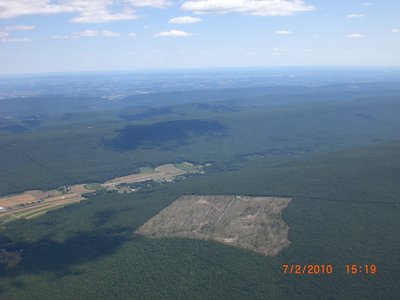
[
  {"xmin": 0, "ymin": 162, "xmax": 204, "ymax": 225},
  {"xmin": 105, "ymin": 163, "xmax": 187, "ymax": 186},
  {"xmin": 136, "ymin": 195, "xmax": 291, "ymax": 256}
]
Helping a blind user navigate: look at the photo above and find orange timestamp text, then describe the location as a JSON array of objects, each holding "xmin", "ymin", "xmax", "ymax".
[
  {"xmin": 282, "ymin": 264, "xmax": 377, "ymax": 275},
  {"xmin": 282, "ymin": 264, "xmax": 333, "ymax": 275}
]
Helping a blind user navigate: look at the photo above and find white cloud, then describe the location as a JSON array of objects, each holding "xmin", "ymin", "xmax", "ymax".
[
  {"xmin": 361, "ymin": 2, "xmax": 372, "ymax": 6},
  {"xmin": 154, "ymin": 29, "xmax": 194, "ymax": 37},
  {"xmin": 392, "ymin": 28, "xmax": 399, "ymax": 33},
  {"xmin": 168, "ymin": 16, "xmax": 202, "ymax": 24},
  {"xmin": 1, "ymin": 24, "xmax": 35, "ymax": 43},
  {"xmin": 70, "ymin": 10, "xmax": 137, "ymax": 24},
  {"xmin": 68, "ymin": 1, "xmax": 140, "ymax": 23},
  {"xmin": 275, "ymin": 30, "xmax": 291, "ymax": 35},
  {"xmin": 346, "ymin": 14, "xmax": 364, "ymax": 18},
  {"xmin": 5, "ymin": 25, "xmax": 35, "ymax": 31},
  {"xmin": 52, "ymin": 35, "xmax": 70, "ymax": 40},
  {"xmin": 54, "ymin": 30, "xmax": 122, "ymax": 39},
  {"xmin": 346, "ymin": 33, "xmax": 363, "ymax": 38},
  {"xmin": 128, "ymin": 32, "xmax": 137, "ymax": 37},
  {"xmin": 0, "ymin": 0, "xmax": 74, "ymax": 19},
  {"xmin": 76, "ymin": 30, "xmax": 122, "ymax": 37},
  {"xmin": 0, "ymin": 0, "xmax": 171, "ymax": 23},
  {"xmin": 181, "ymin": 0, "xmax": 314, "ymax": 16},
  {"xmin": 1, "ymin": 37, "xmax": 30, "ymax": 43},
  {"xmin": 76, "ymin": 30, "xmax": 103, "ymax": 37},
  {"xmin": 128, "ymin": 0, "xmax": 172, "ymax": 8},
  {"xmin": 101, "ymin": 30, "xmax": 122, "ymax": 37}
]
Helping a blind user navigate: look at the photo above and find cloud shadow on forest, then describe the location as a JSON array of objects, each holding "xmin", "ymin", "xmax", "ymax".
[{"xmin": 105, "ymin": 119, "xmax": 226, "ymax": 151}]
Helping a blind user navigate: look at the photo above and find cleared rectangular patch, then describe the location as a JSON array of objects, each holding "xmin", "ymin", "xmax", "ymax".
[{"xmin": 136, "ymin": 195, "xmax": 291, "ymax": 256}]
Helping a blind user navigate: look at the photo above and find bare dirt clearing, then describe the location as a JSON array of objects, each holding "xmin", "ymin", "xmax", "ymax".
[{"xmin": 136, "ymin": 195, "xmax": 292, "ymax": 256}]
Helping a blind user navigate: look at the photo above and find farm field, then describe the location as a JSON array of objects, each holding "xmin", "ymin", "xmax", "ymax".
[
  {"xmin": 0, "ymin": 191, "xmax": 88, "ymax": 224},
  {"xmin": 105, "ymin": 163, "xmax": 186, "ymax": 186},
  {"xmin": 0, "ymin": 162, "xmax": 204, "ymax": 224}
]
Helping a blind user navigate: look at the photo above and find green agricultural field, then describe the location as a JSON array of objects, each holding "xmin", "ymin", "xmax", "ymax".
[
  {"xmin": 174, "ymin": 162, "xmax": 204, "ymax": 173},
  {"xmin": 138, "ymin": 167, "xmax": 156, "ymax": 174},
  {"xmin": 84, "ymin": 183, "xmax": 106, "ymax": 191}
]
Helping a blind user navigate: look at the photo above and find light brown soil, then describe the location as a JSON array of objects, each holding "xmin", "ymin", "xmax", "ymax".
[
  {"xmin": 25, "ymin": 189, "xmax": 60, "ymax": 199},
  {"xmin": 41, "ymin": 193, "xmax": 80, "ymax": 202},
  {"xmin": 13, "ymin": 195, "xmax": 83, "ymax": 216},
  {"xmin": 105, "ymin": 173, "xmax": 165, "ymax": 185},
  {"xmin": 0, "ymin": 193, "xmax": 38, "ymax": 208},
  {"xmin": 136, "ymin": 195, "xmax": 292, "ymax": 256},
  {"xmin": 106, "ymin": 164, "xmax": 184, "ymax": 185}
]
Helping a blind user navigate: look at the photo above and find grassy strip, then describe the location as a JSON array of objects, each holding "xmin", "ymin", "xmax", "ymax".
[
  {"xmin": 23, "ymin": 200, "xmax": 83, "ymax": 219},
  {"xmin": 14, "ymin": 198, "xmax": 83, "ymax": 219}
]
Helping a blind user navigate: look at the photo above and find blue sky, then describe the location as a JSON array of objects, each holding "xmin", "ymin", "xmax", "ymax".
[{"xmin": 0, "ymin": 0, "xmax": 399, "ymax": 74}]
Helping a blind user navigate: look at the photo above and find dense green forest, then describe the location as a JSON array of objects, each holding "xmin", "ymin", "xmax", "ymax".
[
  {"xmin": 1, "ymin": 93, "xmax": 400, "ymax": 196},
  {"xmin": 0, "ymin": 140, "xmax": 399, "ymax": 299},
  {"xmin": 1, "ymin": 84, "xmax": 400, "ymax": 299}
]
